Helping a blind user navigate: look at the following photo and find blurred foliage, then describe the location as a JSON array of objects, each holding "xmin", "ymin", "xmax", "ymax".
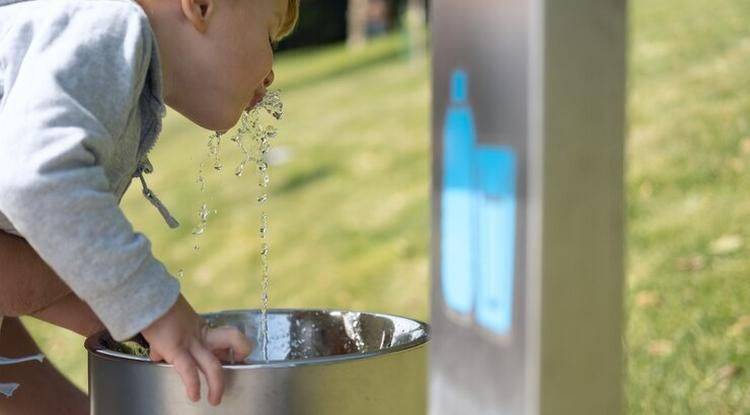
[
  {"xmin": 277, "ymin": 0, "xmax": 347, "ymax": 51},
  {"xmin": 277, "ymin": 0, "xmax": 423, "ymax": 51}
]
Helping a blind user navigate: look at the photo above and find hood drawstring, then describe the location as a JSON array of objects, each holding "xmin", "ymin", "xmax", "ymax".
[{"xmin": 135, "ymin": 158, "xmax": 180, "ymax": 229}]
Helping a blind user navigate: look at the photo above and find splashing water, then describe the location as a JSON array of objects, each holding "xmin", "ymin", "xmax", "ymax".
[
  {"xmin": 209, "ymin": 131, "xmax": 224, "ymax": 172},
  {"xmin": 191, "ymin": 132, "xmax": 222, "ymax": 252},
  {"xmin": 192, "ymin": 203, "xmax": 209, "ymax": 236},
  {"xmin": 187, "ymin": 90, "xmax": 284, "ymax": 362},
  {"xmin": 252, "ymin": 90, "xmax": 283, "ymax": 362},
  {"xmin": 229, "ymin": 111, "xmax": 254, "ymax": 177}
]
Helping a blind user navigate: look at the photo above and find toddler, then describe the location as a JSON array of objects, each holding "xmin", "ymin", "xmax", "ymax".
[{"xmin": 0, "ymin": 0, "xmax": 299, "ymax": 411}]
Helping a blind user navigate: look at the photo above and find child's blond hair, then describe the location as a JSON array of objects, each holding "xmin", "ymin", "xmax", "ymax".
[{"xmin": 275, "ymin": 0, "xmax": 300, "ymax": 41}]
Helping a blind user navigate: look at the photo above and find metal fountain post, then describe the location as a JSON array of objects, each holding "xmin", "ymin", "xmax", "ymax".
[{"xmin": 430, "ymin": 0, "xmax": 627, "ymax": 414}]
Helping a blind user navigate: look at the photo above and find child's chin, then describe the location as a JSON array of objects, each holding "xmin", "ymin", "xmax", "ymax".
[{"xmin": 193, "ymin": 112, "xmax": 241, "ymax": 132}]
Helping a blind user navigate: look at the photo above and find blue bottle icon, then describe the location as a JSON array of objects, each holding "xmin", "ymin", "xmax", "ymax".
[
  {"xmin": 441, "ymin": 70, "xmax": 476, "ymax": 315},
  {"xmin": 474, "ymin": 147, "xmax": 517, "ymax": 335}
]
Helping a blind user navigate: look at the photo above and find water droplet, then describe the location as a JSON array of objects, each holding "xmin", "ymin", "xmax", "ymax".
[
  {"xmin": 196, "ymin": 175, "xmax": 206, "ymax": 193},
  {"xmin": 177, "ymin": 269, "xmax": 184, "ymax": 278}
]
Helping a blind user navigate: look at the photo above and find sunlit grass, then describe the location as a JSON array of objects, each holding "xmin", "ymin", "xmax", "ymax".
[{"xmin": 626, "ymin": 0, "xmax": 750, "ymax": 412}]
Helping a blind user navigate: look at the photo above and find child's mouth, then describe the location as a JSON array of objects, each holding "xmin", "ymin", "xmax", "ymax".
[{"xmin": 246, "ymin": 92, "xmax": 266, "ymax": 112}]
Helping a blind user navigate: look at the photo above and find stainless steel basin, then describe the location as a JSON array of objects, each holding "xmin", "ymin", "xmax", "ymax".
[{"xmin": 85, "ymin": 309, "xmax": 430, "ymax": 415}]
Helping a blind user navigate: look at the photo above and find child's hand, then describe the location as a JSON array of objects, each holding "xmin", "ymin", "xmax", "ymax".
[{"xmin": 141, "ymin": 295, "xmax": 252, "ymax": 406}]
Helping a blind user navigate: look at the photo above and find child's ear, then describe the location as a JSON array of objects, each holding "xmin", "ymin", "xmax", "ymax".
[{"xmin": 180, "ymin": 0, "xmax": 215, "ymax": 33}]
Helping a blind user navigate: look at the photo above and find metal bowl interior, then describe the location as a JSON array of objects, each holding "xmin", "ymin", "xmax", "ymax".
[{"xmin": 86, "ymin": 309, "xmax": 430, "ymax": 367}]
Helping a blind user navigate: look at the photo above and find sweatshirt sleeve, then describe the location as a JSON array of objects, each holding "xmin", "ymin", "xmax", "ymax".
[{"xmin": 0, "ymin": 6, "xmax": 179, "ymax": 341}]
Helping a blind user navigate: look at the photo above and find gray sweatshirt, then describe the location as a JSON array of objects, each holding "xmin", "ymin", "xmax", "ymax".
[{"xmin": 0, "ymin": 0, "xmax": 181, "ymax": 341}]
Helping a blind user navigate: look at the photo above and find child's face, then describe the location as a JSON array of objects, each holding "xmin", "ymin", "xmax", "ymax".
[{"xmin": 156, "ymin": 0, "xmax": 287, "ymax": 131}]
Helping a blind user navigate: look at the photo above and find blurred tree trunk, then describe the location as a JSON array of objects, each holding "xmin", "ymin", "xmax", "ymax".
[
  {"xmin": 407, "ymin": 0, "xmax": 426, "ymax": 20},
  {"xmin": 406, "ymin": 0, "xmax": 426, "ymax": 61},
  {"xmin": 347, "ymin": 0, "xmax": 368, "ymax": 49}
]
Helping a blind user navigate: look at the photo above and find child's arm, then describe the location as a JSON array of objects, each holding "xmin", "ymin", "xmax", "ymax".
[
  {"xmin": 0, "ymin": 231, "xmax": 70, "ymax": 316},
  {"xmin": 31, "ymin": 292, "xmax": 105, "ymax": 337},
  {"xmin": 0, "ymin": 231, "xmax": 104, "ymax": 336}
]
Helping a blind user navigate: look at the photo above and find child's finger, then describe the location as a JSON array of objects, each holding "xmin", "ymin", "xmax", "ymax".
[
  {"xmin": 210, "ymin": 348, "xmax": 233, "ymax": 363},
  {"xmin": 191, "ymin": 344, "xmax": 224, "ymax": 406},
  {"xmin": 214, "ymin": 348, "xmax": 245, "ymax": 363},
  {"xmin": 149, "ymin": 349, "xmax": 164, "ymax": 362},
  {"xmin": 172, "ymin": 351, "xmax": 201, "ymax": 403},
  {"xmin": 205, "ymin": 326, "xmax": 253, "ymax": 360}
]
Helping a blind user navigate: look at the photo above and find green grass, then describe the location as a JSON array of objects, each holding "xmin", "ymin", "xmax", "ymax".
[
  {"xmin": 21, "ymin": 1, "xmax": 750, "ymax": 412},
  {"xmin": 626, "ymin": 0, "xmax": 750, "ymax": 413}
]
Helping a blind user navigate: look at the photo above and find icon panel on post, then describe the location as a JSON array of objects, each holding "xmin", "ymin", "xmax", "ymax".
[{"xmin": 441, "ymin": 69, "xmax": 517, "ymax": 336}]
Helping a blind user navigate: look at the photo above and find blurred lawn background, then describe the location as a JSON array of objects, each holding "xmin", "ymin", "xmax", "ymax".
[
  {"xmin": 626, "ymin": 0, "xmax": 750, "ymax": 413},
  {"xmin": 20, "ymin": 0, "xmax": 750, "ymax": 413}
]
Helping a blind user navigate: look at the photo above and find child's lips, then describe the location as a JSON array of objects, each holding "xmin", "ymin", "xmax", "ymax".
[{"xmin": 245, "ymin": 92, "xmax": 266, "ymax": 112}]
